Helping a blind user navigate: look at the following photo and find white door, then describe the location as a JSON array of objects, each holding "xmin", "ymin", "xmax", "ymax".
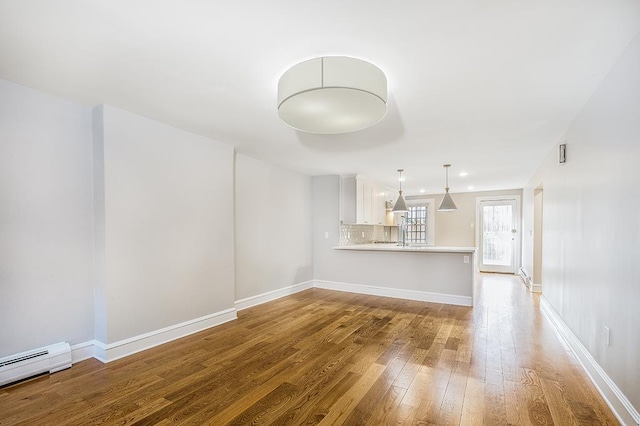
[{"xmin": 479, "ymin": 199, "xmax": 518, "ymax": 273}]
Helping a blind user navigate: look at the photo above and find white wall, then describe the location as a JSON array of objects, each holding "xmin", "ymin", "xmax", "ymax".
[
  {"xmin": 0, "ymin": 79, "xmax": 94, "ymax": 357},
  {"xmin": 522, "ymin": 34, "xmax": 640, "ymax": 413},
  {"xmin": 312, "ymin": 176, "xmax": 342, "ymax": 280},
  {"xmin": 1, "ymin": 80, "xmax": 315, "ymax": 359},
  {"xmin": 234, "ymin": 153, "xmax": 312, "ymax": 301},
  {"xmin": 532, "ymin": 189, "xmax": 543, "ymax": 285},
  {"xmin": 94, "ymin": 105, "xmax": 235, "ymax": 343}
]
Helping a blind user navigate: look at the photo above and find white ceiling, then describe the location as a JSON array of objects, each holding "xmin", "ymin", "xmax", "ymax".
[{"xmin": 1, "ymin": 1, "xmax": 639, "ymax": 195}]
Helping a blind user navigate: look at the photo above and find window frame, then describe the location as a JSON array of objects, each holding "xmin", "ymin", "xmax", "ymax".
[{"xmin": 405, "ymin": 198, "xmax": 435, "ymax": 245}]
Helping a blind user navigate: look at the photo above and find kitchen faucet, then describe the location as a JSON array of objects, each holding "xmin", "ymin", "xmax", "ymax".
[{"xmin": 398, "ymin": 215, "xmax": 416, "ymax": 247}]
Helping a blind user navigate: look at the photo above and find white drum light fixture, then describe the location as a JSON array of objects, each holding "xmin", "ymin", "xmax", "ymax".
[
  {"xmin": 277, "ymin": 56, "xmax": 387, "ymax": 134},
  {"xmin": 438, "ymin": 164, "xmax": 458, "ymax": 212}
]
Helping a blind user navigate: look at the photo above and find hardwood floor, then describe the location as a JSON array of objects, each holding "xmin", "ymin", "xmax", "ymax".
[{"xmin": 0, "ymin": 274, "xmax": 619, "ymax": 425}]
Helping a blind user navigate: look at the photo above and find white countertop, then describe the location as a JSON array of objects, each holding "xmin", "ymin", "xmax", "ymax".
[{"xmin": 334, "ymin": 244, "xmax": 477, "ymax": 253}]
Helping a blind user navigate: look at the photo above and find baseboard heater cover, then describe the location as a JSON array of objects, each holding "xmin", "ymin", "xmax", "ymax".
[{"xmin": 0, "ymin": 342, "xmax": 72, "ymax": 386}]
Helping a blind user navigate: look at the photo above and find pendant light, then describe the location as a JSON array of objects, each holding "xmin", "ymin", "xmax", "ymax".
[
  {"xmin": 392, "ymin": 169, "xmax": 408, "ymax": 212},
  {"xmin": 438, "ymin": 164, "xmax": 458, "ymax": 212}
]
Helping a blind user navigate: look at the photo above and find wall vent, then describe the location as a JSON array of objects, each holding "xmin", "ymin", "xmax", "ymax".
[{"xmin": 0, "ymin": 342, "xmax": 72, "ymax": 387}]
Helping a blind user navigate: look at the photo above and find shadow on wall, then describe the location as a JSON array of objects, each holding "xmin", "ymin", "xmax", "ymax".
[
  {"xmin": 295, "ymin": 94, "xmax": 404, "ymax": 152},
  {"xmin": 293, "ymin": 265, "xmax": 313, "ymax": 284}
]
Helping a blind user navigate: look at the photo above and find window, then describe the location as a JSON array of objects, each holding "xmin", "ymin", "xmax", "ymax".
[
  {"xmin": 403, "ymin": 198, "xmax": 435, "ymax": 245},
  {"xmin": 405, "ymin": 206, "xmax": 427, "ymax": 243}
]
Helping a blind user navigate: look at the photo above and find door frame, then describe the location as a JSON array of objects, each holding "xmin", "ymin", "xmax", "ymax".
[
  {"xmin": 475, "ymin": 195, "xmax": 522, "ymax": 274},
  {"xmin": 532, "ymin": 187, "xmax": 543, "ymax": 292}
]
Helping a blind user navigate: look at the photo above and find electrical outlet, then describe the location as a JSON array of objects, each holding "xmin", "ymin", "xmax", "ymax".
[
  {"xmin": 362, "ymin": 232, "xmax": 365, "ymax": 238},
  {"xmin": 324, "ymin": 232, "xmax": 329, "ymax": 239},
  {"xmin": 463, "ymin": 256, "xmax": 470, "ymax": 263},
  {"xmin": 604, "ymin": 326, "xmax": 610, "ymax": 346}
]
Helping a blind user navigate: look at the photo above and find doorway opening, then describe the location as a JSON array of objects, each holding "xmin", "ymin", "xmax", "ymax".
[{"xmin": 476, "ymin": 196, "xmax": 521, "ymax": 274}]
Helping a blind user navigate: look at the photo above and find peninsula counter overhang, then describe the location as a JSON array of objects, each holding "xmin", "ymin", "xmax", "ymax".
[{"xmin": 334, "ymin": 244, "xmax": 477, "ymax": 253}]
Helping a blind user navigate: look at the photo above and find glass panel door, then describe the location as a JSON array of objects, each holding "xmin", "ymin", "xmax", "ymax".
[{"xmin": 479, "ymin": 199, "xmax": 518, "ymax": 273}]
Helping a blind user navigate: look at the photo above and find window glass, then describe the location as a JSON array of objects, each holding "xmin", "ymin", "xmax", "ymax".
[{"xmin": 406, "ymin": 206, "xmax": 427, "ymax": 243}]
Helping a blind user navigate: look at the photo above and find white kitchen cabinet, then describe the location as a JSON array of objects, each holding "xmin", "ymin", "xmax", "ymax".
[{"xmin": 342, "ymin": 175, "xmax": 394, "ymax": 225}]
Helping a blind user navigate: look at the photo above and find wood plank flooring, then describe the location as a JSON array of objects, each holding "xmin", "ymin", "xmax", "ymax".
[{"xmin": 0, "ymin": 274, "xmax": 619, "ymax": 425}]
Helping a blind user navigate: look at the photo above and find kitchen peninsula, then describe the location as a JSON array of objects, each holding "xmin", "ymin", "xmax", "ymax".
[
  {"xmin": 321, "ymin": 244, "xmax": 476, "ymax": 306},
  {"xmin": 313, "ymin": 176, "xmax": 477, "ymax": 308}
]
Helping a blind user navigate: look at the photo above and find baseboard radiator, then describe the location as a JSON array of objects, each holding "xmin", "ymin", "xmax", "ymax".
[{"xmin": 0, "ymin": 342, "xmax": 72, "ymax": 386}]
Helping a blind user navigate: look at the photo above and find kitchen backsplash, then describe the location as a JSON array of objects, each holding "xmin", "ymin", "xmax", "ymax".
[{"xmin": 340, "ymin": 224, "xmax": 397, "ymax": 246}]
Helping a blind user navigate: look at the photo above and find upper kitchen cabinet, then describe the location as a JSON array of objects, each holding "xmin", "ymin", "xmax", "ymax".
[{"xmin": 341, "ymin": 175, "xmax": 394, "ymax": 225}]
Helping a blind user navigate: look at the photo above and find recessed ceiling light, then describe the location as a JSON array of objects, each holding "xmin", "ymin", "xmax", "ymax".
[
  {"xmin": 468, "ymin": 185, "xmax": 474, "ymax": 190},
  {"xmin": 459, "ymin": 171, "xmax": 468, "ymax": 177},
  {"xmin": 419, "ymin": 189, "xmax": 425, "ymax": 193}
]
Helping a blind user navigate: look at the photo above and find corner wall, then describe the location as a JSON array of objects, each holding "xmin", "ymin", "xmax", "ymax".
[
  {"xmin": 234, "ymin": 153, "xmax": 312, "ymax": 304},
  {"xmin": 94, "ymin": 105, "xmax": 235, "ymax": 345},
  {"xmin": 0, "ymin": 79, "xmax": 94, "ymax": 357},
  {"xmin": 522, "ymin": 34, "xmax": 640, "ymax": 419}
]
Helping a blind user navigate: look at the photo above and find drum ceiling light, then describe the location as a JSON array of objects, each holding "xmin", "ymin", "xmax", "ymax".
[{"xmin": 277, "ymin": 56, "xmax": 387, "ymax": 134}]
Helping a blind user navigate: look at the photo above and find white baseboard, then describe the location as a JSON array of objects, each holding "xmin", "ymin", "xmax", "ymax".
[
  {"xmin": 68, "ymin": 279, "xmax": 472, "ymax": 365},
  {"xmin": 235, "ymin": 280, "xmax": 314, "ymax": 311},
  {"xmin": 313, "ymin": 280, "xmax": 473, "ymax": 307},
  {"xmin": 92, "ymin": 308, "xmax": 237, "ymax": 363},
  {"xmin": 70, "ymin": 341, "xmax": 96, "ymax": 363},
  {"xmin": 541, "ymin": 297, "xmax": 640, "ymax": 426},
  {"xmin": 530, "ymin": 282, "xmax": 542, "ymax": 293}
]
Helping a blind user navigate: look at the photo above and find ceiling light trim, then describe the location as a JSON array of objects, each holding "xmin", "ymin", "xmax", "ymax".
[{"xmin": 277, "ymin": 86, "xmax": 387, "ymax": 110}]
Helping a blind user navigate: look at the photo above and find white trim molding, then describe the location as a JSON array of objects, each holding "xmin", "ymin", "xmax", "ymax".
[
  {"xmin": 70, "ymin": 341, "xmax": 97, "ymax": 363},
  {"xmin": 530, "ymin": 283, "xmax": 542, "ymax": 293},
  {"xmin": 541, "ymin": 297, "xmax": 640, "ymax": 425},
  {"xmin": 235, "ymin": 280, "xmax": 314, "ymax": 311},
  {"xmin": 92, "ymin": 308, "xmax": 237, "ymax": 363},
  {"xmin": 313, "ymin": 280, "xmax": 472, "ymax": 307}
]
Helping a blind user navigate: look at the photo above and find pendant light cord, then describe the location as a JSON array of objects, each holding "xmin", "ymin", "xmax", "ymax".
[
  {"xmin": 444, "ymin": 164, "xmax": 451, "ymax": 192},
  {"xmin": 445, "ymin": 166, "xmax": 449, "ymax": 191}
]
